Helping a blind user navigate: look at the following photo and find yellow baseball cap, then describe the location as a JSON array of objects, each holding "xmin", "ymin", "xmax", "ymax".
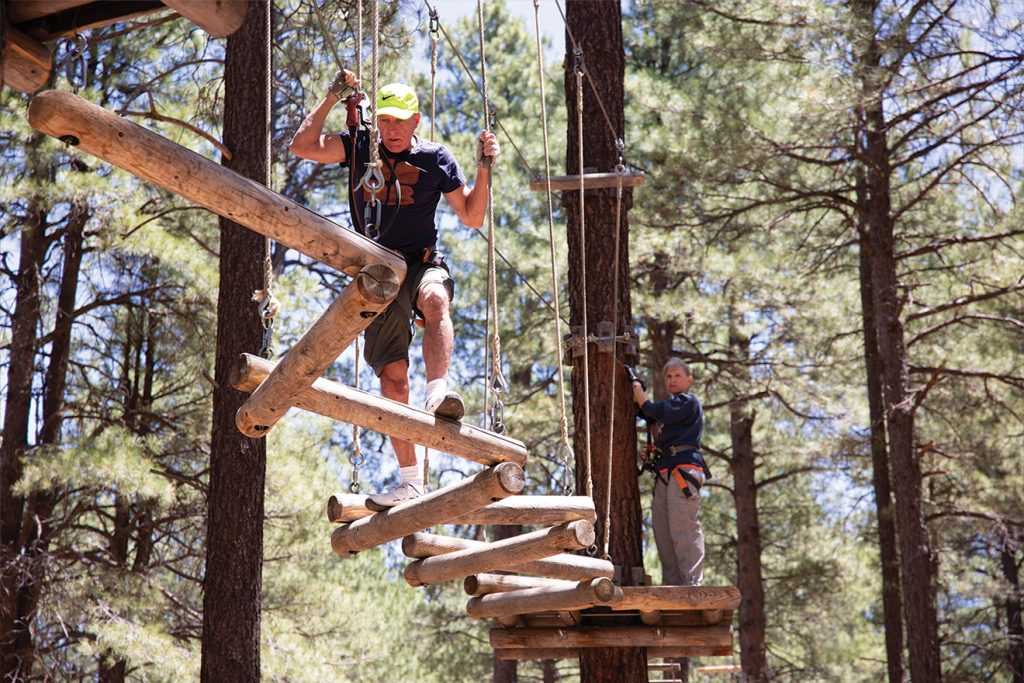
[{"xmin": 377, "ymin": 83, "xmax": 419, "ymax": 119}]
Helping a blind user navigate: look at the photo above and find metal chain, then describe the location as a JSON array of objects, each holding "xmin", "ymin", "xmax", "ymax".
[
  {"xmin": 58, "ymin": 34, "xmax": 89, "ymax": 94},
  {"xmin": 534, "ymin": 0, "xmax": 574, "ymax": 495},
  {"xmin": 602, "ymin": 139, "xmax": 626, "ymax": 560},
  {"xmin": 350, "ymin": 334, "xmax": 365, "ymax": 492},
  {"xmin": 574, "ymin": 45, "xmax": 593, "ymax": 498},
  {"xmin": 253, "ymin": 237, "xmax": 279, "ymax": 359}
]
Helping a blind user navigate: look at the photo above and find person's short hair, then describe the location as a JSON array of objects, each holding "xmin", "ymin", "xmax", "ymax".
[{"xmin": 663, "ymin": 357, "xmax": 692, "ymax": 377}]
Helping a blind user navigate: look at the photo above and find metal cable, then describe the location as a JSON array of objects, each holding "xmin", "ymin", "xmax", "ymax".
[
  {"xmin": 603, "ymin": 142, "xmax": 626, "ymax": 559},
  {"xmin": 574, "ymin": 47, "xmax": 593, "ymax": 498}
]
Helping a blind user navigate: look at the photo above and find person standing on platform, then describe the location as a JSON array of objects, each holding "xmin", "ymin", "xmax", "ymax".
[{"xmin": 630, "ymin": 358, "xmax": 709, "ymax": 585}]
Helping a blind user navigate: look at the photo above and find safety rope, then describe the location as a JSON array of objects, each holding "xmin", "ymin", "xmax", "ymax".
[
  {"xmin": 429, "ymin": 7, "xmax": 439, "ymax": 142},
  {"xmin": 355, "ymin": 0, "xmax": 362, "ymax": 82},
  {"xmin": 602, "ymin": 139, "xmax": 626, "ymax": 559},
  {"xmin": 252, "ymin": 239, "xmax": 281, "ymax": 360},
  {"xmin": 477, "ymin": 0, "xmax": 507, "ymax": 434},
  {"xmin": 311, "ymin": 1, "xmax": 345, "ymax": 72},
  {"xmin": 533, "ymin": 0, "xmax": 574, "ymax": 495},
  {"xmin": 574, "ymin": 46, "xmax": 593, "ymax": 499},
  {"xmin": 356, "ymin": 0, "xmax": 384, "ymax": 237}
]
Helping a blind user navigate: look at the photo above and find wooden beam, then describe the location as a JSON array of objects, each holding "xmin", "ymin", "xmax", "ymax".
[
  {"xmin": 8, "ymin": 0, "xmax": 93, "ymax": 24},
  {"xmin": 451, "ymin": 495, "xmax": 596, "ymax": 526},
  {"xmin": 233, "ymin": 354, "xmax": 527, "ymax": 468},
  {"xmin": 490, "ymin": 625, "xmax": 733, "ymax": 651},
  {"xmin": 235, "ymin": 266, "xmax": 398, "ymax": 437},
  {"xmin": 13, "ymin": 1, "xmax": 164, "ymax": 41},
  {"xmin": 695, "ymin": 664, "xmax": 743, "ymax": 674},
  {"xmin": 528, "ymin": 171, "xmax": 645, "ymax": 192},
  {"xmin": 493, "ymin": 646, "xmax": 733, "ymax": 661},
  {"xmin": 330, "ymin": 462, "xmax": 524, "ymax": 556},
  {"xmin": 466, "ymin": 577, "xmax": 620, "ymax": 619},
  {"xmin": 326, "ymin": 493, "xmax": 375, "ymax": 523},
  {"xmin": 27, "ymin": 90, "xmax": 406, "ymax": 279},
  {"xmin": 162, "ymin": 0, "xmax": 246, "ymax": 37},
  {"xmin": 1, "ymin": 24, "xmax": 50, "ymax": 93},
  {"xmin": 648, "ymin": 663, "xmax": 681, "ymax": 672},
  {"xmin": 612, "ymin": 586, "xmax": 741, "ymax": 613},
  {"xmin": 404, "ymin": 521, "xmax": 595, "ymax": 587},
  {"xmin": 403, "ymin": 532, "xmax": 614, "ymax": 582},
  {"xmin": 464, "ymin": 573, "xmax": 579, "ymax": 597}
]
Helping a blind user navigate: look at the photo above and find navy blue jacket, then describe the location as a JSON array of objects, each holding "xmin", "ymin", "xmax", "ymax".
[{"xmin": 639, "ymin": 392, "xmax": 706, "ymax": 473}]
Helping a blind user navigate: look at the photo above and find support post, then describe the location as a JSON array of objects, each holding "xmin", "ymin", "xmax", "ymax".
[
  {"xmin": 466, "ymin": 577, "xmax": 621, "ymax": 619},
  {"xmin": 404, "ymin": 521, "xmax": 595, "ymax": 587},
  {"xmin": 1, "ymin": 24, "xmax": 50, "ymax": 93},
  {"xmin": 235, "ymin": 265, "xmax": 399, "ymax": 437},
  {"xmin": 330, "ymin": 463, "xmax": 524, "ymax": 555},
  {"xmin": 403, "ymin": 532, "xmax": 614, "ymax": 582},
  {"xmin": 234, "ymin": 354, "xmax": 527, "ymax": 467},
  {"xmin": 27, "ymin": 90, "xmax": 406, "ymax": 279}
]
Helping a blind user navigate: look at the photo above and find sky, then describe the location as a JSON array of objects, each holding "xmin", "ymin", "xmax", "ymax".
[{"xmin": 426, "ymin": 0, "xmax": 564, "ymax": 45}]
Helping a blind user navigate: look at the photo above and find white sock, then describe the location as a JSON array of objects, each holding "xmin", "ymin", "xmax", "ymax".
[
  {"xmin": 400, "ymin": 464, "xmax": 422, "ymax": 489},
  {"xmin": 425, "ymin": 378, "xmax": 448, "ymax": 405}
]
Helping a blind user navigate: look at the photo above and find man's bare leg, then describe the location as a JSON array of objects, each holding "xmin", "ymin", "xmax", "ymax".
[
  {"xmin": 367, "ymin": 359, "xmax": 423, "ymax": 508},
  {"xmin": 418, "ymin": 282, "xmax": 463, "ymax": 419}
]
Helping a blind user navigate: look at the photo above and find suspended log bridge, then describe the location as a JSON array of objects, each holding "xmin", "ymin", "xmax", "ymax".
[
  {"xmin": 403, "ymin": 532, "xmax": 614, "ymax": 583},
  {"xmin": 233, "ymin": 354, "xmax": 526, "ymax": 468},
  {"xmin": 327, "ymin": 493, "xmax": 594, "ymax": 525},
  {"xmin": 404, "ymin": 520, "xmax": 596, "ymax": 587},
  {"xmin": 27, "ymin": 90, "xmax": 406, "ymax": 279},
  {"xmin": 330, "ymin": 463, "xmax": 524, "ymax": 556}
]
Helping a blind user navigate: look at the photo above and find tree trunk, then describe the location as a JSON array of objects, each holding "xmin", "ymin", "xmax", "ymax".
[
  {"xmin": 200, "ymin": 2, "xmax": 271, "ymax": 681},
  {"xmin": 492, "ymin": 524, "xmax": 521, "ymax": 683},
  {"xmin": 856, "ymin": 192, "xmax": 906, "ymax": 683},
  {"xmin": 0, "ymin": 199, "xmax": 47, "ymax": 679},
  {"xmin": 563, "ymin": 2, "xmax": 644, "ymax": 681},
  {"xmin": 855, "ymin": 3, "xmax": 942, "ymax": 679},
  {"xmin": 1001, "ymin": 531, "xmax": 1023, "ymax": 683}
]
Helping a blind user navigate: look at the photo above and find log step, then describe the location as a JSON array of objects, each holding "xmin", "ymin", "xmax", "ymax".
[
  {"xmin": 327, "ymin": 493, "xmax": 592, "ymax": 525},
  {"xmin": 403, "ymin": 532, "xmax": 614, "ymax": 583},
  {"xmin": 529, "ymin": 171, "xmax": 646, "ymax": 192},
  {"xmin": 404, "ymin": 521, "xmax": 596, "ymax": 587},
  {"xmin": 330, "ymin": 463, "xmax": 524, "ymax": 556},
  {"xmin": 466, "ymin": 577, "xmax": 621, "ymax": 619},
  {"xmin": 234, "ymin": 354, "xmax": 527, "ymax": 468}
]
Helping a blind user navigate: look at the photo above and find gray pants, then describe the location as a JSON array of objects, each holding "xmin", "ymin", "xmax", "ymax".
[{"xmin": 652, "ymin": 470, "xmax": 705, "ymax": 586}]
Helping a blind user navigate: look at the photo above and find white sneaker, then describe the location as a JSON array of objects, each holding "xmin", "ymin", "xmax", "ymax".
[
  {"xmin": 368, "ymin": 482, "xmax": 423, "ymax": 508},
  {"xmin": 425, "ymin": 390, "xmax": 465, "ymax": 420}
]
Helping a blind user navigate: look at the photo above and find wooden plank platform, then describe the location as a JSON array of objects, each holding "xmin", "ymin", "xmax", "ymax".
[
  {"xmin": 490, "ymin": 625, "xmax": 733, "ymax": 653},
  {"xmin": 233, "ymin": 354, "xmax": 527, "ymax": 468},
  {"xmin": 529, "ymin": 171, "xmax": 646, "ymax": 192},
  {"xmin": 494, "ymin": 646, "xmax": 731, "ymax": 660}
]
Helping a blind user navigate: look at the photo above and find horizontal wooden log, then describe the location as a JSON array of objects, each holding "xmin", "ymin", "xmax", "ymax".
[
  {"xmin": 27, "ymin": 90, "xmax": 405, "ymax": 279},
  {"xmin": 467, "ymin": 577, "xmax": 620, "ymax": 619},
  {"xmin": 14, "ymin": 1, "xmax": 164, "ymax": 41},
  {"xmin": 464, "ymin": 573, "xmax": 579, "ymax": 597},
  {"xmin": 331, "ymin": 462, "xmax": 524, "ymax": 556},
  {"xmin": 405, "ymin": 521, "xmax": 595, "ymax": 587},
  {"xmin": 529, "ymin": 171, "xmax": 645, "ymax": 192},
  {"xmin": 490, "ymin": 625, "xmax": 733, "ymax": 651},
  {"xmin": 640, "ymin": 610, "xmax": 662, "ymax": 626},
  {"xmin": 403, "ymin": 532, "xmax": 613, "ymax": 582},
  {"xmin": 233, "ymin": 354, "xmax": 526, "ymax": 467},
  {"xmin": 695, "ymin": 664, "xmax": 743, "ymax": 673},
  {"xmin": 326, "ymin": 493, "xmax": 375, "ymax": 523},
  {"xmin": 2, "ymin": 24, "xmax": 51, "ymax": 94},
  {"xmin": 451, "ymin": 495, "xmax": 595, "ymax": 526},
  {"xmin": 648, "ymin": 663, "xmax": 681, "ymax": 672},
  {"xmin": 162, "ymin": 0, "xmax": 246, "ymax": 37},
  {"xmin": 235, "ymin": 265, "xmax": 398, "ymax": 437},
  {"xmin": 612, "ymin": 586, "xmax": 741, "ymax": 613},
  {"xmin": 8, "ymin": 0, "xmax": 91, "ymax": 23},
  {"xmin": 493, "ymin": 645, "xmax": 733, "ymax": 661}
]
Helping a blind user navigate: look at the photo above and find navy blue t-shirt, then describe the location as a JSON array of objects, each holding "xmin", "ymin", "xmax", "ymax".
[
  {"xmin": 341, "ymin": 131, "xmax": 466, "ymax": 253},
  {"xmin": 640, "ymin": 392, "xmax": 704, "ymax": 471}
]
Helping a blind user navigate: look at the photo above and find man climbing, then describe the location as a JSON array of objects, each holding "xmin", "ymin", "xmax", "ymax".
[
  {"xmin": 290, "ymin": 69, "xmax": 499, "ymax": 506},
  {"xmin": 630, "ymin": 358, "xmax": 708, "ymax": 586}
]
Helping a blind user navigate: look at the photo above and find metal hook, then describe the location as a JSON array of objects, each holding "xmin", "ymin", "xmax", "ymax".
[
  {"xmin": 429, "ymin": 8, "xmax": 440, "ymax": 36},
  {"xmin": 572, "ymin": 45, "xmax": 585, "ymax": 77}
]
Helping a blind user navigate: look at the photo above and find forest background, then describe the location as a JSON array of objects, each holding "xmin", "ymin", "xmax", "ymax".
[{"xmin": 0, "ymin": 0, "xmax": 1021, "ymax": 682}]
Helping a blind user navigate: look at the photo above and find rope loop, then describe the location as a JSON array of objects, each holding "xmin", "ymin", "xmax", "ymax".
[{"xmin": 557, "ymin": 442, "xmax": 575, "ymax": 495}]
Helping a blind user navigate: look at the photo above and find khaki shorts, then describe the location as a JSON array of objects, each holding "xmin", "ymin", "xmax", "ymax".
[{"xmin": 363, "ymin": 258, "xmax": 454, "ymax": 376}]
